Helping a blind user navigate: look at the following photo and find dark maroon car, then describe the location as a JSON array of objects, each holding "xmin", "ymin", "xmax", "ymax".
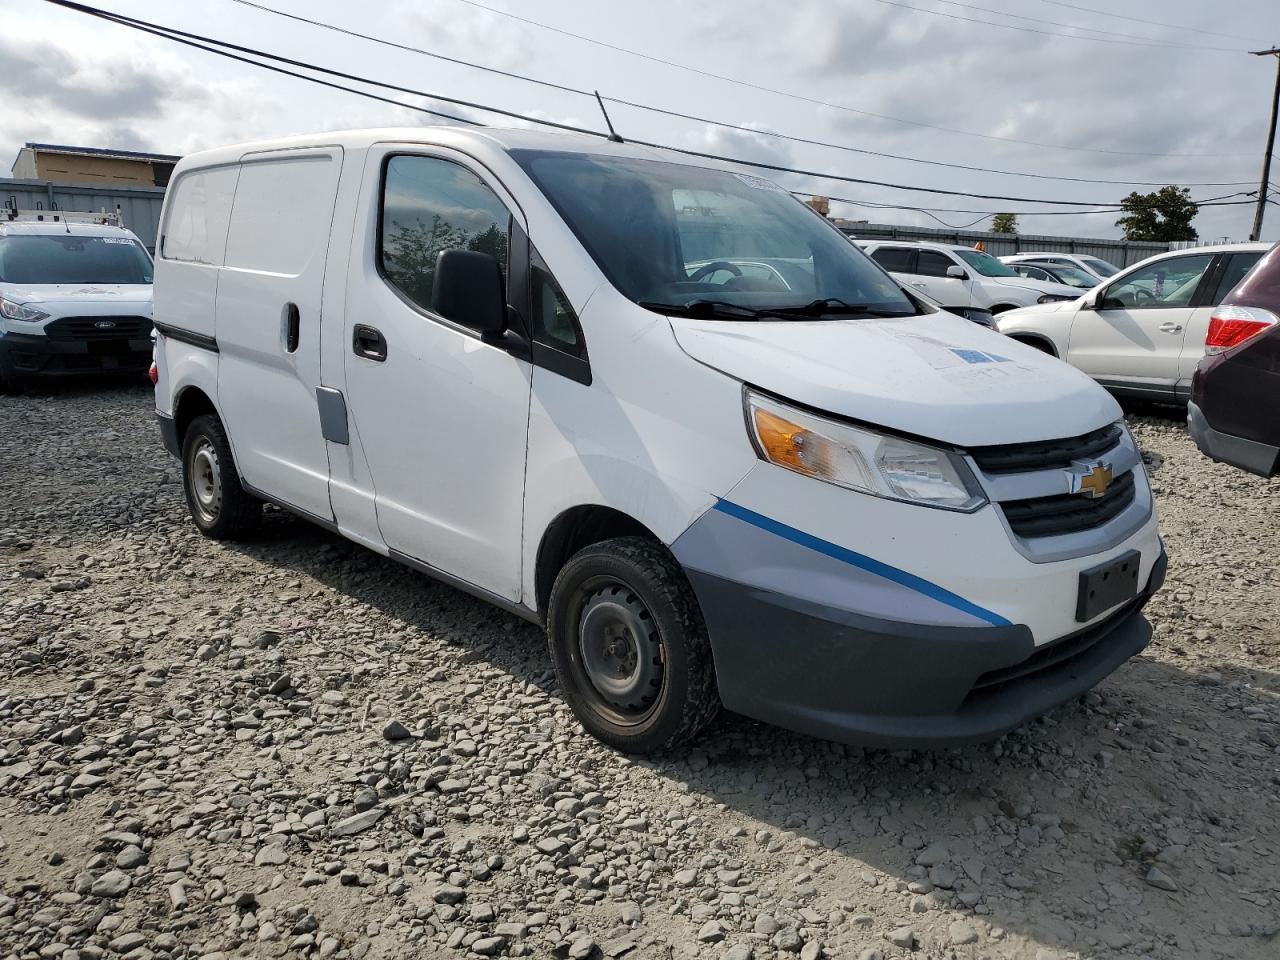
[{"xmin": 1188, "ymin": 242, "xmax": 1280, "ymax": 477}]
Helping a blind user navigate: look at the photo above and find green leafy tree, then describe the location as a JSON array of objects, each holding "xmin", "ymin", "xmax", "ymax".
[
  {"xmin": 383, "ymin": 214, "xmax": 469, "ymax": 305},
  {"xmin": 990, "ymin": 212, "xmax": 1018, "ymax": 234},
  {"xmin": 1115, "ymin": 186, "xmax": 1199, "ymax": 242}
]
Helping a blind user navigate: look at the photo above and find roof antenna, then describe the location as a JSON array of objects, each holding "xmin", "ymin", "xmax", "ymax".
[{"xmin": 594, "ymin": 91, "xmax": 624, "ymax": 143}]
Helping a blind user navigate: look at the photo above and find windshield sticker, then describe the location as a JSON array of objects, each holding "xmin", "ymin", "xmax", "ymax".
[
  {"xmin": 733, "ymin": 173, "xmax": 786, "ymax": 192},
  {"xmin": 950, "ymin": 348, "xmax": 1013, "ymax": 364},
  {"xmin": 101, "ymin": 238, "xmax": 134, "ymax": 245}
]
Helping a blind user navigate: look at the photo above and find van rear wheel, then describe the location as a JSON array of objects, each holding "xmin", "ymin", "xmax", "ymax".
[
  {"xmin": 546, "ymin": 537, "xmax": 720, "ymax": 754},
  {"xmin": 181, "ymin": 414, "xmax": 260, "ymax": 540}
]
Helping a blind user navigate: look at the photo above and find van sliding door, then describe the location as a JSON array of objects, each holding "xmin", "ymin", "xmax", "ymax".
[{"xmin": 215, "ymin": 147, "xmax": 344, "ymax": 521}]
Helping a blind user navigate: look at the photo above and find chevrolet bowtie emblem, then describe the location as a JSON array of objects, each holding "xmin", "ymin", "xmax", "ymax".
[{"xmin": 1075, "ymin": 462, "xmax": 1113, "ymax": 499}]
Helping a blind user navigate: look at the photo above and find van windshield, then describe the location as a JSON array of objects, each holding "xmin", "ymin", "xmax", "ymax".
[
  {"xmin": 512, "ymin": 150, "xmax": 917, "ymax": 320},
  {"xmin": 0, "ymin": 234, "xmax": 154, "ymax": 285}
]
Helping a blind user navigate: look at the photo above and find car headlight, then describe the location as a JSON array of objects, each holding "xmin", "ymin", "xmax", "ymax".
[
  {"xmin": 745, "ymin": 390, "xmax": 987, "ymax": 511},
  {"xmin": 1037, "ymin": 294, "xmax": 1073, "ymax": 304},
  {"xmin": 0, "ymin": 297, "xmax": 49, "ymax": 323}
]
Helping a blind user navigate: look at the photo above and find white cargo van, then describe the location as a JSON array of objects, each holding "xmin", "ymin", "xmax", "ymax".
[{"xmin": 153, "ymin": 128, "xmax": 1165, "ymax": 754}]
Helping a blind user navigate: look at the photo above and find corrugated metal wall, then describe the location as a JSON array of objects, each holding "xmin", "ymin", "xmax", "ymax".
[
  {"xmin": 837, "ymin": 221, "xmax": 1170, "ymax": 268},
  {"xmin": 1, "ymin": 177, "xmax": 166, "ymax": 251}
]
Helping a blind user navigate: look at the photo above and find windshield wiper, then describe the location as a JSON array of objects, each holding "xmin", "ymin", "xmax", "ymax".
[{"xmin": 638, "ymin": 298, "xmax": 762, "ymax": 320}]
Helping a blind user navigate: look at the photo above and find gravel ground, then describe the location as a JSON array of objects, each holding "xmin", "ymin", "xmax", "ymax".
[{"xmin": 1, "ymin": 382, "xmax": 1278, "ymax": 960}]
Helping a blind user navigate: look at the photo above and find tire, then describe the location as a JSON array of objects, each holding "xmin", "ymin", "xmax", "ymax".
[
  {"xmin": 181, "ymin": 413, "xmax": 261, "ymax": 540},
  {"xmin": 546, "ymin": 536, "xmax": 720, "ymax": 754},
  {"xmin": 989, "ymin": 303, "xmax": 1017, "ymax": 314}
]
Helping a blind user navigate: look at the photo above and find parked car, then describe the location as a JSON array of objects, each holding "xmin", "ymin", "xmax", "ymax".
[
  {"xmin": 0, "ymin": 211, "xmax": 154, "ymax": 391},
  {"xmin": 996, "ymin": 242, "xmax": 1271, "ymax": 402},
  {"xmin": 859, "ymin": 240, "xmax": 1080, "ymax": 314},
  {"xmin": 1188, "ymin": 242, "xmax": 1280, "ymax": 476},
  {"xmin": 154, "ymin": 128, "xmax": 1164, "ymax": 754},
  {"xmin": 687, "ymin": 255, "xmax": 996, "ymax": 328},
  {"xmin": 1006, "ymin": 261, "xmax": 1099, "ymax": 290},
  {"xmin": 1002, "ymin": 252, "xmax": 1121, "ymax": 282}
]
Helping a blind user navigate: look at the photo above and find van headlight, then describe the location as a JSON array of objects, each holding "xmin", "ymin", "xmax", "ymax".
[
  {"xmin": 0, "ymin": 297, "xmax": 49, "ymax": 323},
  {"xmin": 745, "ymin": 390, "xmax": 987, "ymax": 512}
]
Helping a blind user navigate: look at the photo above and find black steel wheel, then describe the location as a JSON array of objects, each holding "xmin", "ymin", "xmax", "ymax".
[{"xmin": 547, "ymin": 536, "xmax": 719, "ymax": 754}]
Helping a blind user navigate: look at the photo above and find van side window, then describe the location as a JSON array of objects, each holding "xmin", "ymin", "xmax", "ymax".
[
  {"xmin": 529, "ymin": 248, "xmax": 584, "ymax": 357},
  {"xmin": 161, "ymin": 166, "xmax": 239, "ymax": 265},
  {"xmin": 379, "ymin": 156, "xmax": 512, "ymax": 314}
]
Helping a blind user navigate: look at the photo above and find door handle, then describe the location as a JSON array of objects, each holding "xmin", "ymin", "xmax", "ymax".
[
  {"xmin": 284, "ymin": 302, "xmax": 300, "ymax": 353},
  {"xmin": 352, "ymin": 324, "xmax": 387, "ymax": 362},
  {"xmin": 910, "ymin": 281, "xmax": 927, "ymax": 288},
  {"xmin": 1158, "ymin": 321, "xmax": 1183, "ymax": 334}
]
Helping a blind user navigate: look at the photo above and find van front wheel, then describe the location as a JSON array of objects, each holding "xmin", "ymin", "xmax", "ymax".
[
  {"xmin": 547, "ymin": 537, "xmax": 719, "ymax": 754},
  {"xmin": 181, "ymin": 414, "xmax": 261, "ymax": 540}
]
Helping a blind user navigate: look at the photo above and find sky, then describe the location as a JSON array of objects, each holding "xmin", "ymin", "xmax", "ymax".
[{"xmin": 2, "ymin": 0, "xmax": 1278, "ymax": 241}]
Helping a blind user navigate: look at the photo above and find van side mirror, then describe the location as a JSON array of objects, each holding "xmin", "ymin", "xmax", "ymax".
[
  {"xmin": 431, "ymin": 249, "xmax": 507, "ymax": 336},
  {"xmin": 946, "ymin": 265, "xmax": 968, "ymax": 280}
]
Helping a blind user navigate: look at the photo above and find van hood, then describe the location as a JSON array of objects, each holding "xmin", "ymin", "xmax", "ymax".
[
  {"xmin": 0, "ymin": 282, "xmax": 154, "ymax": 305},
  {"xmin": 670, "ymin": 311, "xmax": 1120, "ymax": 447}
]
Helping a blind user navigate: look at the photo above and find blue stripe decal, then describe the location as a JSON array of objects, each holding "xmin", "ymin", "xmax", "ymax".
[{"xmin": 713, "ymin": 499, "xmax": 1012, "ymax": 627}]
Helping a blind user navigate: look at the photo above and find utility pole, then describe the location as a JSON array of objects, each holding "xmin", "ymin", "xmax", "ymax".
[{"xmin": 1249, "ymin": 47, "xmax": 1280, "ymax": 242}]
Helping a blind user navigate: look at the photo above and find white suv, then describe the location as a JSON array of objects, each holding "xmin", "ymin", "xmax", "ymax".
[
  {"xmin": 997, "ymin": 242, "xmax": 1272, "ymax": 401},
  {"xmin": 860, "ymin": 240, "xmax": 1080, "ymax": 314}
]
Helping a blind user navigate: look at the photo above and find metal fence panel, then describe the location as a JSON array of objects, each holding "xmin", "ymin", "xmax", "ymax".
[
  {"xmin": 1, "ymin": 177, "xmax": 166, "ymax": 251},
  {"xmin": 837, "ymin": 221, "xmax": 1171, "ymax": 267}
]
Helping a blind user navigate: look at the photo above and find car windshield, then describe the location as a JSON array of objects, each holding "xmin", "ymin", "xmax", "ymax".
[
  {"xmin": 954, "ymin": 249, "xmax": 1020, "ymax": 277},
  {"xmin": 0, "ymin": 234, "xmax": 153, "ymax": 285},
  {"xmin": 511, "ymin": 150, "xmax": 916, "ymax": 319},
  {"xmin": 1049, "ymin": 264, "xmax": 1099, "ymax": 288},
  {"xmin": 1082, "ymin": 257, "xmax": 1120, "ymax": 277}
]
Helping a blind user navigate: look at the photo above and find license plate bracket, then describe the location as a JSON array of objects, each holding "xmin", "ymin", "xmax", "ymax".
[{"xmin": 1076, "ymin": 549, "xmax": 1141, "ymax": 622}]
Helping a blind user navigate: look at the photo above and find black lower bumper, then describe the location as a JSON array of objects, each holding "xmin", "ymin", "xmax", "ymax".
[
  {"xmin": 1187, "ymin": 401, "xmax": 1280, "ymax": 478},
  {"xmin": 689, "ymin": 548, "xmax": 1167, "ymax": 749},
  {"xmin": 0, "ymin": 332, "xmax": 151, "ymax": 382},
  {"xmin": 157, "ymin": 412, "xmax": 181, "ymax": 458}
]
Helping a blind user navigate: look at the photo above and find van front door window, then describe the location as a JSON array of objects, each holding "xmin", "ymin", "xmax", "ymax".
[{"xmin": 379, "ymin": 155, "xmax": 512, "ymax": 313}]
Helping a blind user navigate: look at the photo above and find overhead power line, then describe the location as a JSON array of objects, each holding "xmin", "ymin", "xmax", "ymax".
[
  {"xmin": 449, "ymin": 0, "xmax": 1257, "ymax": 159},
  {"xmin": 862, "ymin": 0, "xmax": 1246, "ymax": 52},
  {"xmin": 221, "ymin": 0, "xmax": 1256, "ymax": 188},
  {"xmin": 1032, "ymin": 0, "xmax": 1258, "ymax": 43},
  {"xmin": 35, "ymin": 0, "xmax": 1261, "ymax": 216}
]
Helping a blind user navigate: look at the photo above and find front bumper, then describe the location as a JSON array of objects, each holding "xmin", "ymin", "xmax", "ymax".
[
  {"xmin": 0, "ymin": 331, "xmax": 151, "ymax": 381},
  {"xmin": 1187, "ymin": 400, "xmax": 1280, "ymax": 478},
  {"xmin": 674, "ymin": 496, "xmax": 1166, "ymax": 749}
]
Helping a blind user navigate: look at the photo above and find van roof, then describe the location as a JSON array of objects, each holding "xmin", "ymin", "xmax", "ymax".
[
  {"xmin": 0, "ymin": 221, "xmax": 142, "ymax": 240},
  {"xmin": 171, "ymin": 126, "xmax": 736, "ymax": 176}
]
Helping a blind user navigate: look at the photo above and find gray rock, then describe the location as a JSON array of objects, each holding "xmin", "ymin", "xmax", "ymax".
[
  {"xmin": 90, "ymin": 871, "xmax": 131, "ymax": 898},
  {"xmin": 800, "ymin": 942, "xmax": 823, "ymax": 960},
  {"xmin": 1145, "ymin": 866, "xmax": 1178, "ymax": 892},
  {"xmin": 699, "ymin": 920, "xmax": 726, "ymax": 943},
  {"xmin": 330, "ymin": 808, "xmax": 385, "ymax": 836},
  {"xmin": 723, "ymin": 946, "xmax": 754, "ymax": 960},
  {"xmin": 255, "ymin": 845, "xmax": 288, "ymax": 866},
  {"xmin": 382, "ymin": 719, "xmax": 411, "ymax": 741},
  {"xmin": 471, "ymin": 936, "xmax": 506, "ymax": 956},
  {"xmin": 949, "ymin": 921, "xmax": 979, "ymax": 945},
  {"xmin": 886, "ymin": 927, "xmax": 915, "ymax": 949}
]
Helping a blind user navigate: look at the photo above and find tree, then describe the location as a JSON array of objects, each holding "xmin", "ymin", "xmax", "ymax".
[
  {"xmin": 1115, "ymin": 185, "xmax": 1199, "ymax": 242},
  {"xmin": 991, "ymin": 212, "xmax": 1018, "ymax": 234}
]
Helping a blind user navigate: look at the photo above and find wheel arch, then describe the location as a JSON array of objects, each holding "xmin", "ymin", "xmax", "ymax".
[
  {"xmin": 173, "ymin": 385, "xmax": 220, "ymax": 445},
  {"xmin": 534, "ymin": 504, "xmax": 663, "ymax": 618},
  {"xmin": 1005, "ymin": 333, "xmax": 1060, "ymax": 357}
]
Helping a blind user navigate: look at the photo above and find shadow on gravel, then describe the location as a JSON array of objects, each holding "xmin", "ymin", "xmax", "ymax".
[{"xmin": 227, "ymin": 508, "xmax": 1280, "ymax": 958}]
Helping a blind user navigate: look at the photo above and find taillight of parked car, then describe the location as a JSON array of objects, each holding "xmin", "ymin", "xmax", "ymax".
[
  {"xmin": 1205, "ymin": 305, "xmax": 1279, "ymax": 355},
  {"xmin": 148, "ymin": 362, "xmax": 159, "ymax": 385}
]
